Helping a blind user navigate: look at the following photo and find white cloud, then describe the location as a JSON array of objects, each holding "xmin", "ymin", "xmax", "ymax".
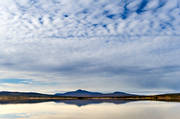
[{"xmin": 0, "ymin": 0, "xmax": 179, "ymax": 93}]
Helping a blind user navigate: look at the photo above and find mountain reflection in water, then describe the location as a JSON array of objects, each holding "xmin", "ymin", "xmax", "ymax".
[
  {"xmin": 0, "ymin": 101, "xmax": 180, "ymax": 119},
  {"xmin": 0, "ymin": 99, "xmax": 131, "ymax": 106}
]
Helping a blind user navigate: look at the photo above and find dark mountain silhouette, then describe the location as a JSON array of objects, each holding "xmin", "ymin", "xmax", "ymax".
[
  {"xmin": 0, "ymin": 91, "xmax": 51, "ymax": 97},
  {"xmin": 55, "ymin": 89, "xmax": 135, "ymax": 97},
  {"xmin": 0, "ymin": 90, "xmax": 134, "ymax": 98}
]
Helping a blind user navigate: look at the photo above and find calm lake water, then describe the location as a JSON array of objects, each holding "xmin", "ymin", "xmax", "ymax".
[{"xmin": 0, "ymin": 101, "xmax": 179, "ymax": 119}]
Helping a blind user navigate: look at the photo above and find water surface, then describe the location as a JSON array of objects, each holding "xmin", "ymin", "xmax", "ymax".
[{"xmin": 0, "ymin": 101, "xmax": 179, "ymax": 119}]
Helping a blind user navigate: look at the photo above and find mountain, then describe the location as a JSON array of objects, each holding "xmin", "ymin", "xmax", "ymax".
[
  {"xmin": 103, "ymin": 91, "xmax": 136, "ymax": 97},
  {"xmin": 0, "ymin": 91, "xmax": 51, "ymax": 97},
  {"xmin": 0, "ymin": 90, "xmax": 134, "ymax": 97},
  {"xmin": 55, "ymin": 89, "xmax": 103, "ymax": 97},
  {"xmin": 0, "ymin": 90, "xmax": 180, "ymax": 104},
  {"xmin": 55, "ymin": 89, "xmax": 134, "ymax": 97}
]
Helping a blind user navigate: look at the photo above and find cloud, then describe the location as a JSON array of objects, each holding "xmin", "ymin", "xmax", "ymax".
[
  {"xmin": 0, "ymin": 78, "xmax": 32, "ymax": 84},
  {"xmin": 0, "ymin": 0, "xmax": 179, "ymax": 93},
  {"xmin": 1, "ymin": 0, "xmax": 179, "ymax": 40}
]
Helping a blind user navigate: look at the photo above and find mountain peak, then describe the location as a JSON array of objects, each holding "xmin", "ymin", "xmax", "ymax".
[
  {"xmin": 76, "ymin": 89, "xmax": 86, "ymax": 92},
  {"xmin": 55, "ymin": 90, "xmax": 133, "ymax": 97}
]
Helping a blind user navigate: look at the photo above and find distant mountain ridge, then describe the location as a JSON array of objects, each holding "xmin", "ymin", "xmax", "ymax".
[
  {"xmin": 0, "ymin": 90, "xmax": 180, "ymax": 103},
  {"xmin": 55, "ymin": 89, "xmax": 135, "ymax": 97},
  {"xmin": 0, "ymin": 90, "xmax": 134, "ymax": 97},
  {"xmin": 0, "ymin": 91, "xmax": 50, "ymax": 97}
]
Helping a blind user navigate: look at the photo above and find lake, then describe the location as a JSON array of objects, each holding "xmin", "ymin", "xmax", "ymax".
[{"xmin": 0, "ymin": 100, "xmax": 179, "ymax": 119}]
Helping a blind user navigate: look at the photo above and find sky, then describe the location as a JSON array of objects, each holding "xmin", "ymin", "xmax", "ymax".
[{"xmin": 0, "ymin": 0, "xmax": 179, "ymax": 94}]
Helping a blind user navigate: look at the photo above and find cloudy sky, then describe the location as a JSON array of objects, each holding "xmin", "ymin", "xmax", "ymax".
[{"xmin": 0, "ymin": 0, "xmax": 179, "ymax": 94}]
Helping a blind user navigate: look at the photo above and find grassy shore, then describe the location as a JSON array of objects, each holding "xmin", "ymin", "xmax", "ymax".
[{"xmin": 0, "ymin": 94, "xmax": 180, "ymax": 102}]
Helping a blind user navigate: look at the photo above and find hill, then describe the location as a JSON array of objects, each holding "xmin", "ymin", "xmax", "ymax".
[
  {"xmin": 0, "ymin": 91, "xmax": 50, "ymax": 97},
  {"xmin": 55, "ymin": 89, "xmax": 134, "ymax": 97},
  {"xmin": 0, "ymin": 90, "xmax": 180, "ymax": 103}
]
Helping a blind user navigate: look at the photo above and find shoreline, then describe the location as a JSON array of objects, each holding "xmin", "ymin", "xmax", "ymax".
[{"xmin": 0, "ymin": 95, "xmax": 180, "ymax": 102}]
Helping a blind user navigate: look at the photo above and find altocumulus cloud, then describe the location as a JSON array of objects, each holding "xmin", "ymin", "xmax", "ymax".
[{"xmin": 0, "ymin": 0, "xmax": 179, "ymax": 93}]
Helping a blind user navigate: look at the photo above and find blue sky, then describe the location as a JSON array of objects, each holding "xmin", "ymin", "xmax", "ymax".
[{"xmin": 0, "ymin": 0, "xmax": 179, "ymax": 94}]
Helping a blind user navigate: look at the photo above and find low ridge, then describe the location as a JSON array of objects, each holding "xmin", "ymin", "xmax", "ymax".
[{"xmin": 55, "ymin": 89, "xmax": 134, "ymax": 97}]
